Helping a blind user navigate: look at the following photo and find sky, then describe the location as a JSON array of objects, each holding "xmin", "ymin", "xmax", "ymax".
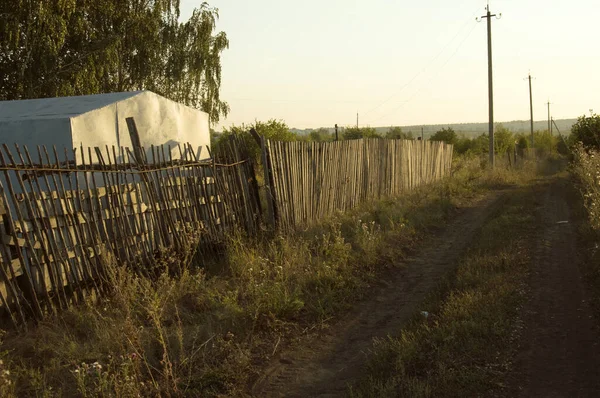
[{"xmin": 180, "ymin": 0, "xmax": 599, "ymax": 130}]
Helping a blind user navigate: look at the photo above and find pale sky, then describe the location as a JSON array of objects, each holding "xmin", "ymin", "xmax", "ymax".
[{"xmin": 180, "ymin": 0, "xmax": 599, "ymax": 130}]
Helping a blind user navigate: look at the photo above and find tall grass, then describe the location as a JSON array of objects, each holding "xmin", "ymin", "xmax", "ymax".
[
  {"xmin": 349, "ymin": 183, "xmax": 538, "ymax": 398},
  {"xmin": 571, "ymin": 143, "xmax": 600, "ymax": 230},
  {"xmin": 0, "ymin": 156, "xmax": 533, "ymax": 397}
]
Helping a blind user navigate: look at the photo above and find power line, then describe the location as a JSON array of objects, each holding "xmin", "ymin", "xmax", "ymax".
[
  {"xmin": 361, "ymin": 7, "xmax": 483, "ymax": 119},
  {"xmin": 364, "ymin": 21, "xmax": 479, "ymax": 126}
]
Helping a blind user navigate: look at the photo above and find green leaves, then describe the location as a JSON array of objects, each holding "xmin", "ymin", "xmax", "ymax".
[
  {"xmin": 0, "ymin": 0, "xmax": 229, "ymax": 124},
  {"xmin": 431, "ymin": 127, "xmax": 457, "ymax": 146},
  {"xmin": 571, "ymin": 113, "xmax": 600, "ymax": 151}
]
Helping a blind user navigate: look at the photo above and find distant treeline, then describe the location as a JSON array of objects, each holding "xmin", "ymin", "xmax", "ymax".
[
  {"xmin": 288, "ymin": 119, "xmax": 577, "ymax": 140},
  {"xmin": 213, "ymin": 119, "xmax": 574, "ymax": 163}
]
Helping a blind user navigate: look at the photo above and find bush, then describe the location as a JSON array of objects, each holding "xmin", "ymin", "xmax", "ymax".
[
  {"xmin": 430, "ymin": 127, "xmax": 457, "ymax": 146},
  {"xmin": 343, "ymin": 126, "xmax": 381, "ymax": 140},
  {"xmin": 494, "ymin": 124, "xmax": 514, "ymax": 156},
  {"xmin": 571, "ymin": 113, "xmax": 600, "ymax": 151},
  {"xmin": 217, "ymin": 119, "xmax": 297, "ymax": 163},
  {"xmin": 386, "ymin": 127, "xmax": 413, "ymax": 140}
]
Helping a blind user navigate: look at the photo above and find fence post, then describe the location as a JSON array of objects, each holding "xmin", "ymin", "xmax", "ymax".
[{"xmin": 261, "ymin": 136, "xmax": 276, "ymax": 229}]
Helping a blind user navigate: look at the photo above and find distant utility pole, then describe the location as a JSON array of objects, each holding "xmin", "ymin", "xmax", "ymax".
[
  {"xmin": 479, "ymin": 2, "xmax": 500, "ymax": 168},
  {"xmin": 356, "ymin": 112, "xmax": 359, "ymax": 129},
  {"xmin": 335, "ymin": 124, "xmax": 339, "ymax": 141},
  {"xmin": 527, "ymin": 73, "xmax": 534, "ymax": 147},
  {"xmin": 546, "ymin": 100, "xmax": 552, "ymax": 135}
]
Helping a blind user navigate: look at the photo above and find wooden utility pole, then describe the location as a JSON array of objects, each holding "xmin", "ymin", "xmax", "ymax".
[
  {"xmin": 335, "ymin": 124, "xmax": 339, "ymax": 141},
  {"xmin": 356, "ymin": 113, "xmax": 359, "ymax": 129},
  {"xmin": 528, "ymin": 73, "xmax": 534, "ymax": 147},
  {"xmin": 480, "ymin": 3, "xmax": 499, "ymax": 168},
  {"xmin": 546, "ymin": 100, "xmax": 552, "ymax": 135}
]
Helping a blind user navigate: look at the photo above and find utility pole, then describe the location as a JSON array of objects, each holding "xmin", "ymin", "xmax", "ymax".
[
  {"xmin": 527, "ymin": 73, "xmax": 534, "ymax": 148},
  {"xmin": 335, "ymin": 124, "xmax": 339, "ymax": 141},
  {"xmin": 546, "ymin": 100, "xmax": 552, "ymax": 135},
  {"xmin": 479, "ymin": 2, "xmax": 500, "ymax": 168},
  {"xmin": 356, "ymin": 112, "xmax": 359, "ymax": 129}
]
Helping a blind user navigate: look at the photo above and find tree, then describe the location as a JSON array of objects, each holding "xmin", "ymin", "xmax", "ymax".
[
  {"xmin": 494, "ymin": 124, "xmax": 514, "ymax": 156},
  {"xmin": 0, "ymin": 1, "xmax": 229, "ymax": 123},
  {"xmin": 343, "ymin": 126, "xmax": 380, "ymax": 140},
  {"xmin": 386, "ymin": 126, "xmax": 413, "ymax": 140},
  {"xmin": 308, "ymin": 128, "xmax": 332, "ymax": 142},
  {"xmin": 218, "ymin": 119, "xmax": 296, "ymax": 163},
  {"xmin": 571, "ymin": 113, "xmax": 600, "ymax": 150},
  {"xmin": 534, "ymin": 131, "xmax": 557, "ymax": 154},
  {"xmin": 430, "ymin": 127, "xmax": 457, "ymax": 146}
]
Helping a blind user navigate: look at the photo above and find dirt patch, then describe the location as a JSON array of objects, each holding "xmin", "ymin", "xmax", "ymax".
[
  {"xmin": 508, "ymin": 177, "xmax": 600, "ymax": 397},
  {"xmin": 252, "ymin": 190, "xmax": 508, "ymax": 397}
]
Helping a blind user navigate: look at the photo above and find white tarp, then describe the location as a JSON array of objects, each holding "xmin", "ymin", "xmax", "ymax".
[{"xmin": 0, "ymin": 91, "xmax": 211, "ymax": 163}]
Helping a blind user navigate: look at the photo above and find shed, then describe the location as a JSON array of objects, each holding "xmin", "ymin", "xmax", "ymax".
[{"xmin": 0, "ymin": 91, "xmax": 210, "ymax": 163}]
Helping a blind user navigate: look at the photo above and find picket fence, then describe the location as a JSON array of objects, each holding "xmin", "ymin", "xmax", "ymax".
[
  {"xmin": 263, "ymin": 138, "xmax": 453, "ymax": 230},
  {"xmin": 0, "ymin": 138, "xmax": 260, "ymax": 329},
  {"xmin": 0, "ymin": 135, "xmax": 453, "ymax": 329}
]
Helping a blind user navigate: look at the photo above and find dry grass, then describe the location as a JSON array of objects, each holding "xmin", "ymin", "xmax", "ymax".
[
  {"xmin": 348, "ymin": 185, "xmax": 539, "ymax": 398},
  {"xmin": 0, "ymin": 155, "xmax": 537, "ymax": 397}
]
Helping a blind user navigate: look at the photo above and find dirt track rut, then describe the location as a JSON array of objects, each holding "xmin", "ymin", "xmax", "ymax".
[
  {"xmin": 510, "ymin": 178, "xmax": 600, "ymax": 397},
  {"xmin": 253, "ymin": 191, "xmax": 507, "ymax": 397}
]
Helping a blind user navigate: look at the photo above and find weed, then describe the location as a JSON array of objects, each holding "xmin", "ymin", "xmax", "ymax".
[
  {"xmin": 349, "ymin": 188, "xmax": 537, "ymax": 398},
  {"xmin": 0, "ymin": 155, "xmax": 536, "ymax": 397}
]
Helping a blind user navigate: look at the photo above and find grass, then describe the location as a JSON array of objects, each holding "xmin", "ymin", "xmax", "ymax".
[
  {"xmin": 348, "ymin": 183, "xmax": 539, "ymax": 397},
  {"xmin": 570, "ymin": 144, "xmax": 600, "ymax": 319},
  {"xmin": 0, "ymin": 156, "xmax": 538, "ymax": 397}
]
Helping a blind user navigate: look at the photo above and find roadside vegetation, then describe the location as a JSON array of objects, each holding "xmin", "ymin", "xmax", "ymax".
[
  {"xmin": 570, "ymin": 113, "xmax": 600, "ymax": 317},
  {"xmin": 0, "ymin": 148, "xmax": 537, "ymax": 397},
  {"xmin": 348, "ymin": 181, "xmax": 539, "ymax": 398},
  {"xmin": 346, "ymin": 112, "xmax": 595, "ymax": 398}
]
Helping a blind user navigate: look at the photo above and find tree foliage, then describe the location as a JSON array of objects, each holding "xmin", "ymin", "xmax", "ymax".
[
  {"xmin": 0, "ymin": 0, "xmax": 229, "ymax": 123},
  {"xmin": 494, "ymin": 124, "xmax": 514, "ymax": 156},
  {"xmin": 571, "ymin": 113, "xmax": 600, "ymax": 151},
  {"xmin": 430, "ymin": 127, "xmax": 457, "ymax": 146},
  {"xmin": 308, "ymin": 128, "xmax": 333, "ymax": 142},
  {"xmin": 343, "ymin": 126, "xmax": 380, "ymax": 140},
  {"xmin": 386, "ymin": 126, "xmax": 413, "ymax": 140},
  {"xmin": 218, "ymin": 119, "xmax": 296, "ymax": 163}
]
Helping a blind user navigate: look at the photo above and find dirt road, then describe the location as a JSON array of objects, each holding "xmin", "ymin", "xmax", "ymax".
[
  {"xmin": 253, "ymin": 190, "xmax": 508, "ymax": 397},
  {"xmin": 509, "ymin": 178, "xmax": 600, "ymax": 397},
  {"xmin": 253, "ymin": 176, "xmax": 600, "ymax": 398}
]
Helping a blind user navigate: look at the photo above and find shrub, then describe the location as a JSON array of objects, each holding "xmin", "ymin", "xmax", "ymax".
[
  {"xmin": 343, "ymin": 126, "xmax": 381, "ymax": 140},
  {"xmin": 571, "ymin": 113, "xmax": 600, "ymax": 151},
  {"xmin": 430, "ymin": 127, "xmax": 457, "ymax": 146}
]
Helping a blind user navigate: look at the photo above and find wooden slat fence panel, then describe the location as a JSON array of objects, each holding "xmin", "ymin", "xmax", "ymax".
[
  {"xmin": 0, "ymin": 140, "xmax": 260, "ymax": 329},
  {"xmin": 266, "ymin": 138, "xmax": 453, "ymax": 230}
]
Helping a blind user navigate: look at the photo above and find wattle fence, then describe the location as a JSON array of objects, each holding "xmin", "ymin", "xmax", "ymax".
[{"xmin": 0, "ymin": 135, "xmax": 452, "ymax": 329}]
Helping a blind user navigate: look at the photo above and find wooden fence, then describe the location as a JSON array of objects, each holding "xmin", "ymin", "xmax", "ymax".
[
  {"xmin": 0, "ymin": 139, "xmax": 260, "ymax": 329},
  {"xmin": 263, "ymin": 138, "xmax": 453, "ymax": 230},
  {"xmin": 0, "ymin": 135, "xmax": 453, "ymax": 328}
]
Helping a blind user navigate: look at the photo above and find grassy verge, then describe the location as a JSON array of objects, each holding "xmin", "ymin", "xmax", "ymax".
[
  {"xmin": 570, "ymin": 144, "xmax": 600, "ymax": 318},
  {"xmin": 0, "ymin": 157, "xmax": 536, "ymax": 397},
  {"xmin": 348, "ymin": 185, "xmax": 538, "ymax": 397}
]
